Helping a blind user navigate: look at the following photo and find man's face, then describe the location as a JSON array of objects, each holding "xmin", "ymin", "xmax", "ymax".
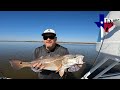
[{"xmin": 43, "ymin": 33, "xmax": 57, "ymax": 48}]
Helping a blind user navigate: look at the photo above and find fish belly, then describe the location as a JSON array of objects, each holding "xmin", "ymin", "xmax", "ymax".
[
  {"xmin": 43, "ymin": 63, "xmax": 60, "ymax": 71},
  {"xmin": 42, "ymin": 59, "xmax": 62, "ymax": 71}
]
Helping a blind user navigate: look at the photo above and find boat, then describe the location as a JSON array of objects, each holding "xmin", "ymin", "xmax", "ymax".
[{"xmin": 81, "ymin": 11, "xmax": 120, "ymax": 79}]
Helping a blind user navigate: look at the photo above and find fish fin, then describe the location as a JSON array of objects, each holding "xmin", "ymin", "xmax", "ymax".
[
  {"xmin": 56, "ymin": 64, "xmax": 62, "ymax": 73},
  {"xmin": 59, "ymin": 69, "xmax": 65, "ymax": 77}
]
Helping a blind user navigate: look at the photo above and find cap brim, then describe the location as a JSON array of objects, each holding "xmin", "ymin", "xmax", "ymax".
[{"xmin": 42, "ymin": 33, "xmax": 56, "ymax": 36}]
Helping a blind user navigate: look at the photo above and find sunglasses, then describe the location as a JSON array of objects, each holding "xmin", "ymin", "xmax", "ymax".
[{"xmin": 43, "ymin": 36, "xmax": 55, "ymax": 40}]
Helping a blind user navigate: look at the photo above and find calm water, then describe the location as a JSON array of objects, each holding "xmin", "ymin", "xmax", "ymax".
[{"xmin": 0, "ymin": 42, "xmax": 119, "ymax": 79}]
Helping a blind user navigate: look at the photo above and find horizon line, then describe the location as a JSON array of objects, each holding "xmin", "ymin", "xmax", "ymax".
[{"xmin": 0, "ymin": 40, "xmax": 96, "ymax": 44}]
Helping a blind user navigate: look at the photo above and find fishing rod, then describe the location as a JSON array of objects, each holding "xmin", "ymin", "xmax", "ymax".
[
  {"xmin": 91, "ymin": 13, "xmax": 114, "ymax": 68},
  {"xmin": 91, "ymin": 19, "xmax": 114, "ymax": 67},
  {"xmin": 88, "ymin": 26, "xmax": 111, "ymax": 78},
  {"xmin": 81, "ymin": 28, "xmax": 108, "ymax": 79},
  {"xmin": 91, "ymin": 30, "xmax": 107, "ymax": 67}
]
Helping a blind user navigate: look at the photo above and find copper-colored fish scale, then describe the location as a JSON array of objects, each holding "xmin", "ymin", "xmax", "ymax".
[
  {"xmin": 33, "ymin": 56, "xmax": 64, "ymax": 70},
  {"xmin": 9, "ymin": 55, "xmax": 65, "ymax": 71},
  {"xmin": 9, "ymin": 55, "xmax": 85, "ymax": 77}
]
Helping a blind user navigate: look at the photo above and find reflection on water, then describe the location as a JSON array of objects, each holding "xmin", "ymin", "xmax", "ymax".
[{"xmin": 0, "ymin": 42, "xmax": 97, "ymax": 79}]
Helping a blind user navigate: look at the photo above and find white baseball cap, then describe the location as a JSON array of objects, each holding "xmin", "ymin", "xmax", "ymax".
[{"xmin": 42, "ymin": 29, "xmax": 56, "ymax": 36}]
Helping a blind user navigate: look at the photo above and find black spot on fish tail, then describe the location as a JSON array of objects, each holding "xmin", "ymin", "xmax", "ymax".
[{"xmin": 20, "ymin": 61, "xmax": 22, "ymax": 64}]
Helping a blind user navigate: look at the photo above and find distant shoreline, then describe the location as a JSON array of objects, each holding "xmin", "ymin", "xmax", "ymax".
[{"xmin": 0, "ymin": 41, "xmax": 96, "ymax": 44}]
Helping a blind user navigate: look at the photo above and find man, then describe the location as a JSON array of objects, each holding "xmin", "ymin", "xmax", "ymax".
[{"xmin": 32, "ymin": 29, "xmax": 81, "ymax": 79}]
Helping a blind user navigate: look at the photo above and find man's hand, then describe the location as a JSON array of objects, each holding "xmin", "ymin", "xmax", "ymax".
[
  {"xmin": 68, "ymin": 64, "xmax": 83, "ymax": 72},
  {"xmin": 31, "ymin": 62, "xmax": 45, "ymax": 72}
]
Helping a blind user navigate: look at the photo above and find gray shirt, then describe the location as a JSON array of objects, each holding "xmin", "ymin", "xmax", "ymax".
[
  {"xmin": 34, "ymin": 44, "xmax": 69, "ymax": 79},
  {"xmin": 34, "ymin": 44, "xmax": 69, "ymax": 58}
]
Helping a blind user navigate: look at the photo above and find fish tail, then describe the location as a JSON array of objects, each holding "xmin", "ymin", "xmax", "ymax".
[{"xmin": 9, "ymin": 59, "xmax": 31, "ymax": 70}]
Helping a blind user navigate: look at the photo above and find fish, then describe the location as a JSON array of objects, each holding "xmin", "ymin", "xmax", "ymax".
[{"xmin": 9, "ymin": 54, "xmax": 84, "ymax": 77}]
